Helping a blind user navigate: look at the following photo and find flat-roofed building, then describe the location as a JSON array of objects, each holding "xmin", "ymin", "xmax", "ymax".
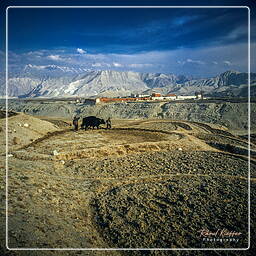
[
  {"xmin": 151, "ymin": 93, "xmax": 161, "ymax": 97},
  {"xmin": 177, "ymin": 95, "xmax": 197, "ymax": 100}
]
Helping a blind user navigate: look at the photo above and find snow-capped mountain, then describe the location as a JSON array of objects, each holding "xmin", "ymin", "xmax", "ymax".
[
  {"xmin": 23, "ymin": 64, "xmax": 91, "ymax": 78},
  {"xmin": 0, "ymin": 67, "xmax": 255, "ymax": 98}
]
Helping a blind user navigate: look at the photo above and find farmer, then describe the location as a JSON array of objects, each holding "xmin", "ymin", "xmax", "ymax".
[
  {"xmin": 72, "ymin": 116, "xmax": 80, "ymax": 131},
  {"xmin": 106, "ymin": 117, "xmax": 112, "ymax": 129}
]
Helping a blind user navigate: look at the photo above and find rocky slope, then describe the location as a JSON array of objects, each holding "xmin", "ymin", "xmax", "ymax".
[
  {"xmin": 1, "ymin": 67, "xmax": 255, "ymax": 98},
  {"xmin": 0, "ymin": 111, "xmax": 60, "ymax": 154}
]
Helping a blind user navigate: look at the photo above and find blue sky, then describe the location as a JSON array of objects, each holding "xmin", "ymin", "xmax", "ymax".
[{"xmin": 1, "ymin": 0, "xmax": 255, "ymax": 77}]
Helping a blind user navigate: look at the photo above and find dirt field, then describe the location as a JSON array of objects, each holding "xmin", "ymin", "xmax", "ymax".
[{"xmin": 0, "ymin": 113, "xmax": 255, "ymax": 256}]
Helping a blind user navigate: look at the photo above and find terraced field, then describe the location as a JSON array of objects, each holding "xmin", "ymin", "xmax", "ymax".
[{"xmin": 0, "ymin": 115, "xmax": 255, "ymax": 256}]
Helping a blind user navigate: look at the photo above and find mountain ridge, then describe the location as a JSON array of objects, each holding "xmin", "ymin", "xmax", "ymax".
[{"xmin": 1, "ymin": 67, "xmax": 255, "ymax": 98}]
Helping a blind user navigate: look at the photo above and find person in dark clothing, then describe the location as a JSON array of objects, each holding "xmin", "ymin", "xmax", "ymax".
[
  {"xmin": 72, "ymin": 116, "xmax": 80, "ymax": 131},
  {"xmin": 106, "ymin": 117, "xmax": 112, "ymax": 129}
]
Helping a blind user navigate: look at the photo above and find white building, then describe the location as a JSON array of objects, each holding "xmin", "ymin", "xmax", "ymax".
[
  {"xmin": 131, "ymin": 93, "xmax": 150, "ymax": 98},
  {"xmin": 177, "ymin": 95, "xmax": 197, "ymax": 100},
  {"xmin": 151, "ymin": 95, "xmax": 177, "ymax": 101},
  {"xmin": 95, "ymin": 98, "xmax": 101, "ymax": 104}
]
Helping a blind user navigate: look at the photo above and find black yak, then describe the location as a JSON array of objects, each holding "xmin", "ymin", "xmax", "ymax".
[{"xmin": 81, "ymin": 116, "xmax": 105, "ymax": 130}]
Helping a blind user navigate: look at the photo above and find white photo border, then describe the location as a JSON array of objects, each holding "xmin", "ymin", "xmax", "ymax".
[{"xmin": 5, "ymin": 5, "xmax": 251, "ymax": 251}]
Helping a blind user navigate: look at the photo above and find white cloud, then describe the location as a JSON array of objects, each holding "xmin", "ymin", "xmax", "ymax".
[
  {"xmin": 47, "ymin": 55, "xmax": 63, "ymax": 61},
  {"xmin": 91, "ymin": 62, "xmax": 111, "ymax": 67},
  {"xmin": 226, "ymin": 25, "xmax": 248, "ymax": 41},
  {"xmin": 6, "ymin": 42, "xmax": 254, "ymax": 77},
  {"xmin": 177, "ymin": 60, "xmax": 185, "ymax": 65},
  {"xmin": 77, "ymin": 48, "xmax": 86, "ymax": 54},
  {"xmin": 186, "ymin": 58, "xmax": 205, "ymax": 65},
  {"xmin": 27, "ymin": 50, "xmax": 45, "ymax": 56},
  {"xmin": 113, "ymin": 62, "xmax": 123, "ymax": 67},
  {"xmin": 224, "ymin": 60, "xmax": 232, "ymax": 66},
  {"xmin": 128, "ymin": 63, "xmax": 153, "ymax": 68},
  {"xmin": 91, "ymin": 63, "xmax": 103, "ymax": 67},
  {"xmin": 177, "ymin": 58, "xmax": 205, "ymax": 65}
]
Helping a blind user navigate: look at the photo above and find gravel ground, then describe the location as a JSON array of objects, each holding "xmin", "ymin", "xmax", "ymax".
[
  {"xmin": 92, "ymin": 176, "xmax": 248, "ymax": 249},
  {"xmin": 0, "ymin": 115, "xmax": 255, "ymax": 256}
]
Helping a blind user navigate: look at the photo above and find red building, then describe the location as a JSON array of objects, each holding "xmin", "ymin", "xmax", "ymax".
[
  {"xmin": 166, "ymin": 93, "xmax": 176, "ymax": 97},
  {"xmin": 151, "ymin": 93, "xmax": 161, "ymax": 97}
]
